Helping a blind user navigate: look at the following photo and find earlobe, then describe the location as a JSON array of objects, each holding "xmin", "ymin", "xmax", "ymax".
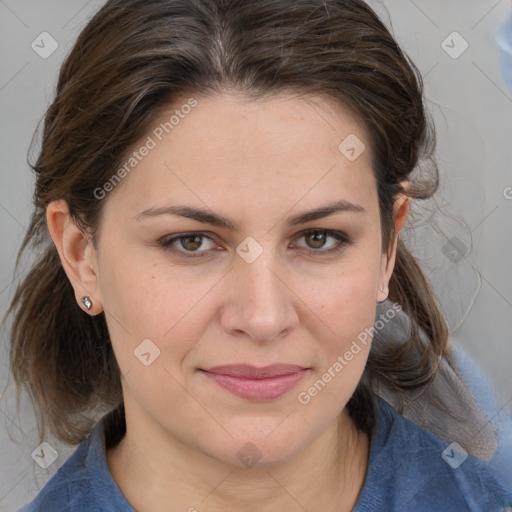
[{"xmin": 46, "ymin": 199, "xmax": 102, "ymax": 315}]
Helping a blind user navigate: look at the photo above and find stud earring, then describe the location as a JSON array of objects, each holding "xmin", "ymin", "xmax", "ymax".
[{"xmin": 81, "ymin": 296, "xmax": 92, "ymax": 311}]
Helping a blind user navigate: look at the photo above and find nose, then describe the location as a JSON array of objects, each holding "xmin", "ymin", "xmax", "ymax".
[{"xmin": 219, "ymin": 244, "xmax": 299, "ymax": 343}]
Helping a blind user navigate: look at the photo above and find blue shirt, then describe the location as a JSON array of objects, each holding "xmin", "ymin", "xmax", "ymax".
[{"xmin": 17, "ymin": 344, "xmax": 512, "ymax": 512}]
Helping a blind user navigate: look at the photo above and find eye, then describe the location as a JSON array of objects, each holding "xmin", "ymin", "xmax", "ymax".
[
  {"xmin": 292, "ymin": 229, "xmax": 352, "ymax": 256},
  {"xmin": 159, "ymin": 232, "xmax": 218, "ymax": 257}
]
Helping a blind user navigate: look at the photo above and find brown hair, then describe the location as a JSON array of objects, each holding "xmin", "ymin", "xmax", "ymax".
[{"xmin": 4, "ymin": 0, "xmax": 449, "ymax": 445}]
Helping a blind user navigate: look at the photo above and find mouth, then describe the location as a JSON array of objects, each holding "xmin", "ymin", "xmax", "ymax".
[{"xmin": 199, "ymin": 364, "xmax": 309, "ymax": 401}]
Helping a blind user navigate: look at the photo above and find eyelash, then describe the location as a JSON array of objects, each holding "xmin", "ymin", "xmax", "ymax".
[{"xmin": 158, "ymin": 229, "xmax": 352, "ymax": 259}]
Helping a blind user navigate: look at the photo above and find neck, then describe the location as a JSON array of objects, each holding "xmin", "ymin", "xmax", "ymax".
[{"xmin": 107, "ymin": 401, "xmax": 369, "ymax": 512}]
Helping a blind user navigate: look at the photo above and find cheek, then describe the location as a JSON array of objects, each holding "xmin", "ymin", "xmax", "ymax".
[
  {"xmin": 99, "ymin": 236, "xmax": 199, "ymax": 331},
  {"xmin": 98, "ymin": 256, "xmax": 208, "ymax": 413},
  {"xmin": 299, "ymin": 250, "xmax": 381, "ymax": 347},
  {"xmin": 97, "ymin": 243, "xmax": 201, "ymax": 368},
  {"xmin": 293, "ymin": 267, "xmax": 378, "ymax": 415}
]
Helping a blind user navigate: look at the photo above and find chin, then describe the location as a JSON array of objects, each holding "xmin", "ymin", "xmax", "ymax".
[{"xmin": 202, "ymin": 426, "xmax": 316, "ymax": 470}]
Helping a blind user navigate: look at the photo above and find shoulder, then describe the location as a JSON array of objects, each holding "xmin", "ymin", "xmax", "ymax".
[
  {"xmin": 17, "ymin": 439, "xmax": 96, "ymax": 512},
  {"xmin": 17, "ymin": 411, "xmax": 133, "ymax": 512},
  {"xmin": 355, "ymin": 343, "xmax": 512, "ymax": 512}
]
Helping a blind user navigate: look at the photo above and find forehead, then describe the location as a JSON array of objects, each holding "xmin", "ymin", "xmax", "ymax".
[{"xmin": 104, "ymin": 92, "xmax": 377, "ymax": 220}]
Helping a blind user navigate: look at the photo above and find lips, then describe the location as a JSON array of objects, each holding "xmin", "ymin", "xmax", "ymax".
[
  {"xmin": 203, "ymin": 364, "xmax": 306, "ymax": 378},
  {"xmin": 199, "ymin": 364, "xmax": 309, "ymax": 401}
]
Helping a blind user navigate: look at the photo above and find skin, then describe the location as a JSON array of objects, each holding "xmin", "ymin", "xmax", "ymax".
[{"xmin": 47, "ymin": 92, "xmax": 409, "ymax": 512}]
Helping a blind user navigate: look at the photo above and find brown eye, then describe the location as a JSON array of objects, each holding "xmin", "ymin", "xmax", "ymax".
[
  {"xmin": 293, "ymin": 229, "xmax": 352, "ymax": 256},
  {"xmin": 159, "ymin": 233, "xmax": 217, "ymax": 258},
  {"xmin": 179, "ymin": 235, "xmax": 204, "ymax": 251},
  {"xmin": 304, "ymin": 230, "xmax": 328, "ymax": 249}
]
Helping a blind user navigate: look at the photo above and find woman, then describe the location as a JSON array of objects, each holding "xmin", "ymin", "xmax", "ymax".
[{"xmin": 5, "ymin": 0, "xmax": 512, "ymax": 510}]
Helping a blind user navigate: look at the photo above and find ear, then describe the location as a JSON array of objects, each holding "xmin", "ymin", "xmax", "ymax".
[
  {"xmin": 377, "ymin": 188, "xmax": 410, "ymax": 302},
  {"xmin": 46, "ymin": 199, "xmax": 103, "ymax": 315}
]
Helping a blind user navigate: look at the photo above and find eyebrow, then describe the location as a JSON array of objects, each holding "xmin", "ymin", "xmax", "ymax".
[{"xmin": 135, "ymin": 199, "xmax": 366, "ymax": 231}]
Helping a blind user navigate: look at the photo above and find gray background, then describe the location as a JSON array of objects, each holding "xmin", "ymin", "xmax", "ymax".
[{"xmin": 1, "ymin": 0, "xmax": 511, "ymax": 510}]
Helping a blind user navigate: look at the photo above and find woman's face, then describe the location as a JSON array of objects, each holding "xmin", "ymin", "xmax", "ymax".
[{"xmin": 87, "ymin": 92, "xmax": 402, "ymax": 466}]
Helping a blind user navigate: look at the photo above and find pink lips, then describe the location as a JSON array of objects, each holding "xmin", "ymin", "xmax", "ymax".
[{"xmin": 200, "ymin": 364, "xmax": 308, "ymax": 401}]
